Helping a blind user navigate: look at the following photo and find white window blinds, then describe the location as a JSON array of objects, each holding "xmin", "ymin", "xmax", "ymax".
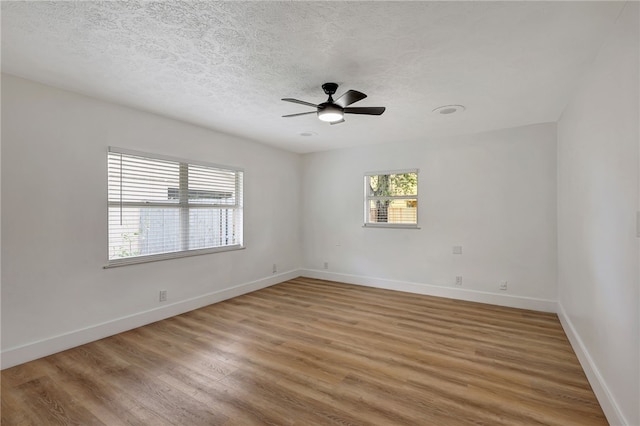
[{"xmin": 107, "ymin": 147, "xmax": 243, "ymax": 266}]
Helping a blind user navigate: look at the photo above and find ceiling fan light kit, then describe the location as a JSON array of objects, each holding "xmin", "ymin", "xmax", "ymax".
[
  {"xmin": 317, "ymin": 104, "xmax": 343, "ymax": 123},
  {"xmin": 282, "ymin": 82, "xmax": 385, "ymax": 125}
]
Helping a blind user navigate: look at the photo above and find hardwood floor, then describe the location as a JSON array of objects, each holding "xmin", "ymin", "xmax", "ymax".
[{"xmin": 1, "ymin": 277, "xmax": 606, "ymax": 425}]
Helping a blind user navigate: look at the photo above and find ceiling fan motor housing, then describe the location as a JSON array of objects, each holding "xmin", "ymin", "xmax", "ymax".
[{"xmin": 322, "ymin": 82, "xmax": 339, "ymax": 95}]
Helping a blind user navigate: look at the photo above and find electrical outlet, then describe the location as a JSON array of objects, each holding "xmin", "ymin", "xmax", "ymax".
[
  {"xmin": 455, "ymin": 276, "xmax": 463, "ymax": 286},
  {"xmin": 272, "ymin": 263, "xmax": 277, "ymax": 274},
  {"xmin": 159, "ymin": 290, "xmax": 167, "ymax": 302},
  {"xmin": 499, "ymin": 281, "xmax": 508, "ymax": 291},
  {"xmin": 323, "ymin": 261, "xmax": 329, "ymax": 269},
  {"xmin": 453, "ymin": 246, "xmax": 463, "ymax": 255}
]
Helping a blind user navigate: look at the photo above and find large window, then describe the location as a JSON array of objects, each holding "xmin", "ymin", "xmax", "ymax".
[
  {"xmin": 364, "ymin": 169, "xmax": 418, "ymax": 228},
  {"xmin": 107, "ymin": 148, "xmax": 243, "ymax": 267}
]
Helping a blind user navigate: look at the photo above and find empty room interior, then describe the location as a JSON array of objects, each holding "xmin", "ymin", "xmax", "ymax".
[{"xmin": 1, "ymin": 2, "xmax": 639, "ymax": 425}]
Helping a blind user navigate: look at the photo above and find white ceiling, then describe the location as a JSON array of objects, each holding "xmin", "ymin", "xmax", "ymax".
[{"xmin": 1, "ymin": 1, "xmax": 625, "ymax": 153}]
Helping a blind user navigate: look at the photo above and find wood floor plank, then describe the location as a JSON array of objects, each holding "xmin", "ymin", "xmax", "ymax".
[{"xmin": 1, "ymin": 277, "xmax": 607, "ymax": 425}]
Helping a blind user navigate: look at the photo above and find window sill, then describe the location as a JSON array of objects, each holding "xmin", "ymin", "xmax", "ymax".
[
  {"xmin": 104, "ymin": 245, "xmax": 245, "ymax": 268},
  {"xmin": 363, "ymin": 224, "xmax": 421, "ymax": 229}
]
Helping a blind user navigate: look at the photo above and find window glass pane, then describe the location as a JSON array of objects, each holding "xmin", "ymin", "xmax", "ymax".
[
  {"xmin": 389, "ymin": 173, "xmax": 417, "ymax": 196},
  {"xmin": 139, "ymin": 207, "xmax": 181, "ymax": 255},
  {"xmin": 188, "ymin": 164, "xmax": 237, "ymax": 206},
  {"xmin": 188, "ymin": 208, "xmax": 239, "ymax": 249},
  {"xmin": 108, "ymin": 207, "xmax": 181, "ymax": 259},
  {"xmin": 108, "ymin": 155, "xmax": 180, "ymax": 204},
  {"xmin": 367, "ymin": 199, "xmax": 417, "ymax": 224},
  {"xmin": 367, "ymin": 173, "xmax": 417, "ymax": 197},
  {"xmin": 108, "ymin": 206, "xmax": 143, "ymax": 259}
]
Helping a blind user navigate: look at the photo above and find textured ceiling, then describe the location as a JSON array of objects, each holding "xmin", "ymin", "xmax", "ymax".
[{"xmin": 1, "ymin": 1, "xmax": 625, "ymax": 153}]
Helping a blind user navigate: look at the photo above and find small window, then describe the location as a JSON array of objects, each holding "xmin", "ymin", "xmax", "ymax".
[
  {"xmin": 107, "ymin": 148, "xmax": 243, "ymax": 267},
  {"xmin": 364, "ymin": 169, "xmax": 418, "ymax": 228}
]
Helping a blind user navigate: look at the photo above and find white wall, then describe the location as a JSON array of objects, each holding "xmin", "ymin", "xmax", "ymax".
[
  {"xmin": 301, "ymin": 123, "xmax": 558, "ymax": 310},
  {"xmin": 0, "ymin": 74, "xmax": 302, "ymax": 367},
  {"xmin": 557, "ymin": 3, "xmax": 639, "ymax": 425}
]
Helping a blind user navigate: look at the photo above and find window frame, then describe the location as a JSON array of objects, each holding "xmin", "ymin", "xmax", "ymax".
[
  {"xmin": 105, "ymin": 147, "xmax": 244, "ymax": 268},
  {"xmin": 363, "ymin": 168, "xmax": 420, "ymax": 229}
]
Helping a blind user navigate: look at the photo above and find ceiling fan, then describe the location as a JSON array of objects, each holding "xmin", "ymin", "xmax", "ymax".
[{"xmin": 282, "ymin": 83, "xmax": 385, "ymax": 124}]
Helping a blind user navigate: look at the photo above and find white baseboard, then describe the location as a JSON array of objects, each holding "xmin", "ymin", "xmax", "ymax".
[
  {"xmin": 557, "ymin": 302, "xmax": 627, "ymax": 426},
  {"xmin": 299, "ymin": 269, "xmax": 558, "ymax": 313},
  {"xmin": 1, "ymin": 269, "xmax": 301, "ymax": 370}
]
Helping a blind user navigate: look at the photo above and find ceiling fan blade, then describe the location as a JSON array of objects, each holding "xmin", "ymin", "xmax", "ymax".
[
  {"xmin": 330, "ymin": 119, "xmax": 345, "ymax": 125},
  {"xmin": 334, "ymin": 90, "xmax": 367, "ymax": 108},
  {"xmin": 281, "ymin": 98, "xmax": 318, "ymax": 108},
  {"xmin": 282, "ymin": 111, "xmax": 317, "ymax": 118},
  {"xmin": 344, "ymin": 106, "xmax": 386, "ymax": 115}
]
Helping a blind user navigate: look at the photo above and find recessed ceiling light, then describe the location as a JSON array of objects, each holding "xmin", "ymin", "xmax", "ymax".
[{"xmin": 432, "ymin": 105, "xmax": 465, "ymax": 115}]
